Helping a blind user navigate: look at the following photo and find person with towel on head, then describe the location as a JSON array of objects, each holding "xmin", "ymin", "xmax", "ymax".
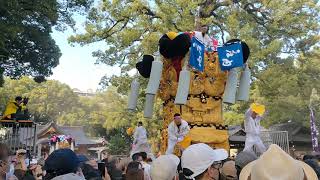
[
  {"xmin": 243, "ymin": 103, "xmax": 267, "ymax": 154},
  {"xmin": 166, "ymin": 113, "xmax": 190, "ymax": 155}
]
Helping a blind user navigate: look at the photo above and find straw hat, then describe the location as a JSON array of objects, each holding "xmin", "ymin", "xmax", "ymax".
[
  {"xmin": 221, "ymin": 161, "xmax": 237, "ymax": 180},
  {"xmin": 150, "ymin": 154, "xmax": 180, "ymax": 180},
  {"xmin": 239, "ymin": 144, "xmax": 318, "ymax": 180},
  {"xmin": 250, "ymin": 103, "xmax": 265, "ymax": 116}
]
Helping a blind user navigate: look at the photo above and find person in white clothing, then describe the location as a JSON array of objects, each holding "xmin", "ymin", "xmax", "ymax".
[
  {"xmin": 131, "ymin": 122, "xmax": 150, "ymax": 156},
  {"xmin": 243, "ymin": 104, "xmax": 267, "ymax": 154},
  {"xmin": 140, "ymin": 152, "xmax": 151, "ymax": 180},
  {"xmin": 166, "ymin": 113, "xmax": 190, "ymax": 155},
  {"xmin": 194, "ymin": 25, "xmax": 215, "ymax": 51}
]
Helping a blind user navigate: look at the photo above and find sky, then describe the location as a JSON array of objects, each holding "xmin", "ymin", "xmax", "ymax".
[{"xmin": 49, "ymin": 24, "xmax": 121, "ymax": 92}]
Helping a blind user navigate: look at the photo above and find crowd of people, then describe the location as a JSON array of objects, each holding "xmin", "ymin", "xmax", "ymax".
[
  {"xmin": 1, "ymin": 141, "xmax": 320, "ymax": 180},
  {"xmin": 1, "ymin": 103, "xmax": 320, "ymax": 180}
]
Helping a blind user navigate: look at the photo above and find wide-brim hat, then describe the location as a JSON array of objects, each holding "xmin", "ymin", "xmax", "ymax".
[
  {"xmin": 136, "ymin": 55, "xmax": 154, "ymax": 78},
  {"xmin": 239, "ymin": 144, "xmax": 318, "ymax": 180},
  {"xmin": 150, "ymin": 154, "xmax": 180, "ymax": 180}
]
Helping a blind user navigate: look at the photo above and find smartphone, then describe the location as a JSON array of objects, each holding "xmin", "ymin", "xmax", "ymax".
[{"xmin": 98, "ymin": 161, "xmax": 105, "ymax": 177}]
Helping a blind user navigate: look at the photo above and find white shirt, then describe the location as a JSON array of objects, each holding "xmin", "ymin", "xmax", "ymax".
[
  {"xmin": 142, "ymin": 161, "xmax": 151, "ymax": 180},
  {"xmin": 168, "ymin": 119, "xmax": 190, "ymax": 142},
  {"xmin": 194, "ymin": 31, "xmax": 214, "ymax": 51},
  {"xmin": 133, "ymin": 126, "xmax": 148, "ymax": 144},
  {"xmin": 244, "ymin": 108, "xmax": 262, "ymax": 135}
]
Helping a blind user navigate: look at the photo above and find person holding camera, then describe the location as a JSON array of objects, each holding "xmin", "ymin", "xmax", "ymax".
[{"xmin": 2, "ymin": 96, "xmax": 29, "ymax": 120}]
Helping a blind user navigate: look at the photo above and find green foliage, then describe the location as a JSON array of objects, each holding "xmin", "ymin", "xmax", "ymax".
[
  {"xmin": 106, "ymin": 128, "xmax": 131, "ymax": 155},
  {"xmin": 0, "ymin": 77, "xmax": 162, "ymax": 150},
  {"xmin": 254, "ymin": 48, "xmax": 320, "ymax": 127},
  {"xmin": 68, "ymin": 0, "xmax": 320, "ymax": 129},
  {"xmin": 0, "ymin": 77, "xmax": 80, "ymax": 123},
  {"xmin": 0, "ymin": 0, "xmax": 92, "ymax": 86},
  {"xmin": 69, "ymin": 0, "xmax": 319, "ymax": 85}
]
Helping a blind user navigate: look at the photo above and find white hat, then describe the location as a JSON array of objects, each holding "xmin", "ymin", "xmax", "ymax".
[
  {"xmin": 150, "ymin": 154, "xmax": 180, "ymax": 180},
  {"xmin": 240, "ymin": 144, "xmax": 318, "ymax": 180},
  {"xmin": 30, "ymin": 159, "xmax": 38, "ymax": 165},
  {"xmin": 52, "ymin": 173, "xmax": 85, "ymax": 180},
  {"xmin": 181, "ymin": 143, "xmax": 228, "ymax": 179},
  {"xmin": 16, "ymin": 149, "xmax": 27, "ymax": 154}
]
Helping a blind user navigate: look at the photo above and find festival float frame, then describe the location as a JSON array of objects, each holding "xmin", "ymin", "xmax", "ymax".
[{"xmin": 130, "ymin": 31, "xmax": 251, "ymax": 156}]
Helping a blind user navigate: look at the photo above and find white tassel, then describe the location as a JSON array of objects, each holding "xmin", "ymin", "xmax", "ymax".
[
  {"xmin": 144, "ymin": 94, "xmax": 155, "ymax": 118},
  {"xmin": 174, "ymin": 57, "xmax": 191, "ymax": 105},
  {"xmin": 71, "ymin": 141, "xmax": 74, "ymax": 151},
  {"xmin": 56, "ymin": 142, "xmax": 59, "ymax": 150},
  {"xmin": 223, "ymin": 68, "xmax": 239, "ymax": 104},
  {"xmin": 128, "ymin": 79, "xmax": 140, "ymax": 110},
  {"xmin": 237, "ymin": 65, "xmax": 251, "ymax": 101},
  {"xmin": 146, "ymin": 56, "xmax": 163, "ymax": 95},
  {"xmin": 49, "ymin": 145, "xmax": 54, "ymax": 154}
]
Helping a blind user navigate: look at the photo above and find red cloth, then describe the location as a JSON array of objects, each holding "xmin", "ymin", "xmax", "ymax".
[{"xmin": 172, "ymin": 57, "xmax": 183, "ymax": 80}]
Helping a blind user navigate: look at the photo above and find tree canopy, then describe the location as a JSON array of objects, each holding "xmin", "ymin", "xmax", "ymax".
[
  {"xmin": 0, "ymin": 0, "xmax": 92, "ymax": 86},
  {"xmin": 69, "ymin": 0, "xmax": 320, "ymax": 128}
]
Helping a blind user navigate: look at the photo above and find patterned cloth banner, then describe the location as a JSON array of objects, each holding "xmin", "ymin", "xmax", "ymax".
[
  {"xmin": 310, "ymin": 107, "xmax": 319, "ymax": 152},
  {"xmin": 217, "ymin": 42, "xmax": 244, "ymax": 71},
  {"xmin": 189, "ymin": 37, "xmax": 205, "ymax": 72}
]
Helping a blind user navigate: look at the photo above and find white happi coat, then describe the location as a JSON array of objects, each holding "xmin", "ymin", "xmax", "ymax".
[
  {"xmin": 194, "ymin": 31, "xmax": 214, "ymax": 51},
  {"xmin": 132, "ymin": 126, "xmax": 150, "ymax": 154},
  {"xmin": 243, "ymin": 108, "xmax": 266, "ymax": 154},
  {"xmin": 166, "ymin": 119, "xmax": 190, "ymax": 155}
]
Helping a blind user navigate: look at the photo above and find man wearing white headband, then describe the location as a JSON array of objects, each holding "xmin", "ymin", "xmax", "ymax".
[{"xmin": 166, "ymin": 113, "xmax": 190, "ymax": 155}]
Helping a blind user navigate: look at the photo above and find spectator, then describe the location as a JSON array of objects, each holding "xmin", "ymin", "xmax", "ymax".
[
  {"xmin": 150, "ymin": 154, "xmax": 180, "ymax": 180},
  {"xmin": 303, "ymin": 155, "xmax": 315, "ymax": 161},
  {"xmin": 106, "ymin": 156, "xmax": 122, "ymax": 180},
  {"xmin": 181, "ymin": 143, "xmax": 228, "ymax": 180},
  {"xmin": 15, "ymin": 149, "xmax": 27, "ymax": 171},
  {"xmin": 30, "ymin": 164, "xmax": 43, "ymax": 180},
  {"xmin": 140, "ymin": 152, "xmax": 151, "ymax": 180},
  {"xmin": 43, "ymin": 149, "xmax": 85, "ymax": 180},
  {"xmin": 77, "ymin": 154, "xmax": 101, "ymax": 180},
  {"xmin": 126, "ymin": 161, "xmax": 143, "ymax": 172},
  {"xmin": 118, "ymin": 157, "xmax": 131, "ymax": 177},
  {"xmin": 234, "ymin": 151, "xmax": 257, "ymax": 178},
  {"xmin": 220, "ymin": 161, "xmax": 237, "ymax": 180},
  {"xmin": 81, "ymin": 163, "xmax": 102, "ymax": 180},
  {"xmin": 78, "ymin": 155, "xmax": 99, "ymax": 170},
  {"xmin": 125, "ymin": 161, "xmax": 144, "ymax": 180},
  {"xmin": 0, "ymin": 143, "xmax": 18, "ymax": 180},
  {"xmin": 132, "ymin": 153, "xmax": 142, "ymax": 162},
  {"xmin": 14, "ymin": 149, "xmax": 30, "ymax": 180},
  {"xmin": 304, "ymin": 159, "xmax": 320, "ymax": 179},
  {"xmin": 125, "ymin": 169, "xmax": 144, "ymax": 180},
  {"xmin": 239, "ymin": 144, "xmax": 318, "ymax": 180}
]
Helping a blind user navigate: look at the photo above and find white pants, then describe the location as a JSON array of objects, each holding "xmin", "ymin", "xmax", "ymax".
[
  {"xmin": 244, "ymin": 135, "xmax": 266, "ymax": 154},
  {"xmin": 166, "ymin": 140, "xmax": 177, "ymax": 155},
  {"xmin": 131, "ymin": 139, "xmax": 150, "ymax": 156}
]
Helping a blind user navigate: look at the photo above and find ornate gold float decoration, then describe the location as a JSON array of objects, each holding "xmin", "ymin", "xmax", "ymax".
[{"xmin": 159, "ymin": 52, "xmax": 229, "ymax": 155}]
